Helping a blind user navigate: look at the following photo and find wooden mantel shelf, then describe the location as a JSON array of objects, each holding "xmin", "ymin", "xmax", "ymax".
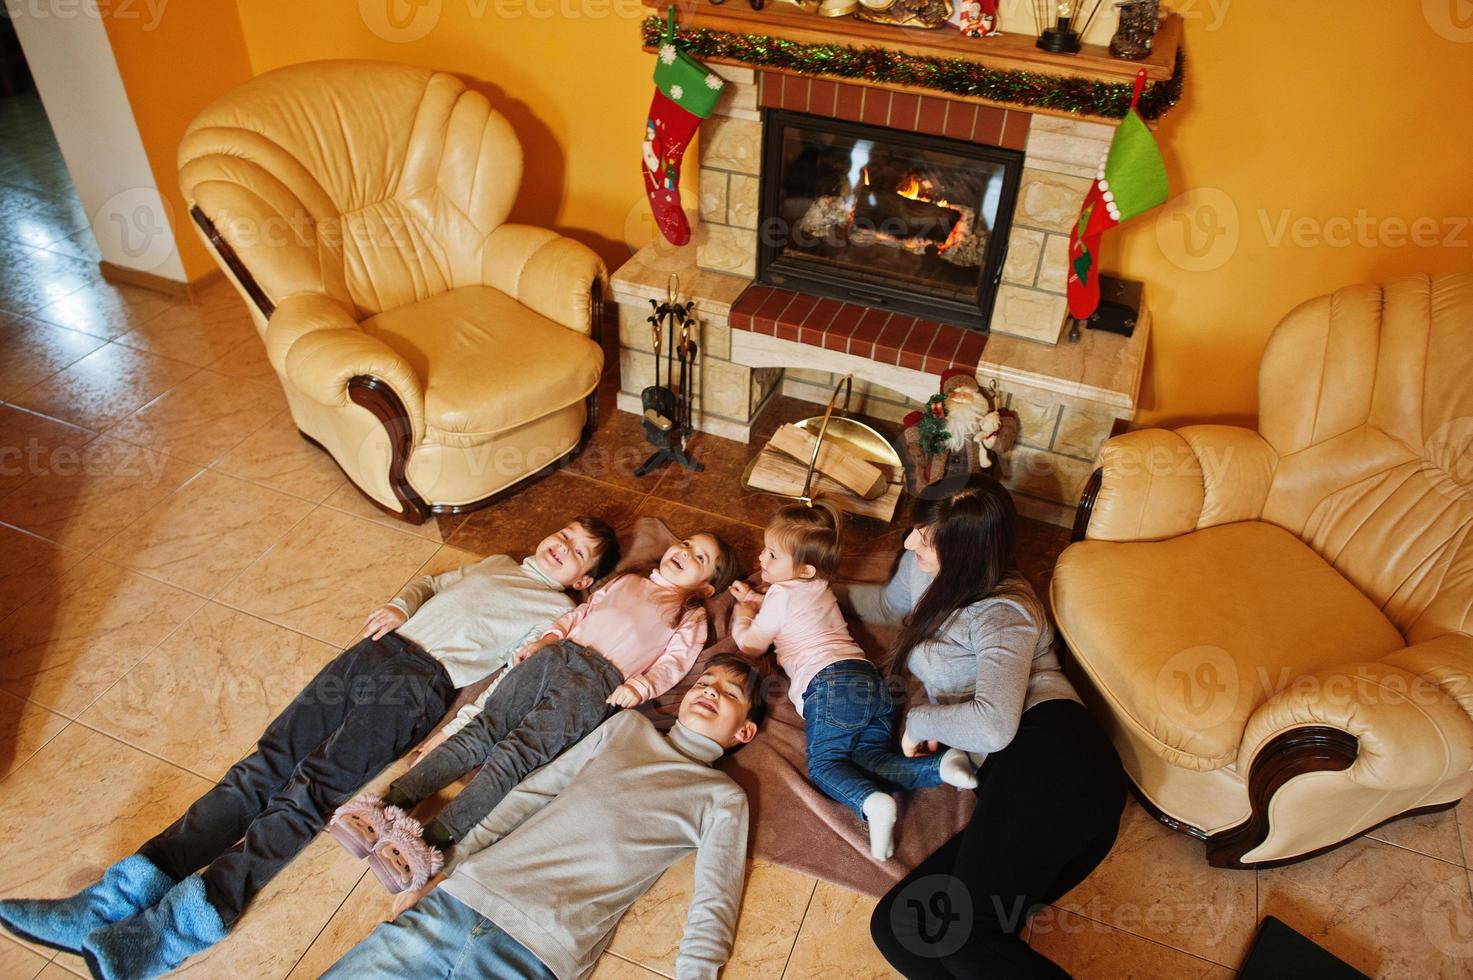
[{"xmin": 643, "ymin": 1, "xmax": 1182, "ymax": 90}]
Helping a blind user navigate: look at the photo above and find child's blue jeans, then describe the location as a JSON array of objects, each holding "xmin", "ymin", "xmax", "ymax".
[
  {"xmin": 802, "ymin": 659, "xmax": 944, "ymax": 820},
  {"xmin": 323, "ymin": 890, "xmax": 554, "ymax": 979}
]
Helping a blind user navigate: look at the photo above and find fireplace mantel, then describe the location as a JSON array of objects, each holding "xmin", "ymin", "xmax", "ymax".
[{"xmin": 642, "ymin": 2, "xmax": 1184, "ymax": 124}]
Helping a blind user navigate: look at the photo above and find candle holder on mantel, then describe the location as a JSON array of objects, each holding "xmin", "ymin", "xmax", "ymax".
[{"xmin": 1031, "ymin": 0, "xmax": 1104, "ymax": 53}]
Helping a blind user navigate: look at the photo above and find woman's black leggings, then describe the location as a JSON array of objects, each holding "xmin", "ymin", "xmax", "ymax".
[{"xmin": 870, "ymin": 698, "xmax": 1128, "ymax": 978}]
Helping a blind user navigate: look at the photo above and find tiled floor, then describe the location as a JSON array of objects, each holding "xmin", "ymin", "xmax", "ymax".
[{"xmin": 2, "ymin": 90, "xmax": 1472, "ymax": 979}]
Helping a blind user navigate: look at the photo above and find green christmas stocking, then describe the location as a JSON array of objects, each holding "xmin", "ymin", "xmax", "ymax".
[{"xmin": 1067, "ymin": 70, "xmax": 1169, "ymax": 319}]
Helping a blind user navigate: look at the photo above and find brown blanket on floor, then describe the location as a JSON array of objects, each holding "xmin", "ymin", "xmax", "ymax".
[{"xmin": 426, "ymin": 517, "xmax": 974, "ymax": 897}]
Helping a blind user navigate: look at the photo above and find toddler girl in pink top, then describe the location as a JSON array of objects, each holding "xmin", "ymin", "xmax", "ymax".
[
  {"xmin": 335, "ymin": 532, "xmax": 740, "ymax": 892},
  {"xmin": 731, "ymin": 502, "xmax": 974, "ymax": 860}
]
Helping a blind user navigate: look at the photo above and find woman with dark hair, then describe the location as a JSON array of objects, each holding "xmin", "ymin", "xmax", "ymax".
[{"xmin": 846, "ymin": 476, "xmax": 1127, "ymax": 978}]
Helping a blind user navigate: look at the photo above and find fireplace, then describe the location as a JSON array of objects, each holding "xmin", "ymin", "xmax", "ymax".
[{"xmin": 757, "ymin": 109, "xmax": 1023, "ymax": 332}]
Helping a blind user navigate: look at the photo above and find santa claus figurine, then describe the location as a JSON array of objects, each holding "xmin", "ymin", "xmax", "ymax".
[
  {"xmin": 903, "ymin": 370, "xmax": 1016, "ymax": 493},
  {"xmin": 954, "ymin": 0, "xmax": 999, "ymax": 37}
]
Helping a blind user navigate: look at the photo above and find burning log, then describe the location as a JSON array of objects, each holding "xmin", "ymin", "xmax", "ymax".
[{"xmin": 852, "ymin": 188, "xmax": 961, "ymax": 244}]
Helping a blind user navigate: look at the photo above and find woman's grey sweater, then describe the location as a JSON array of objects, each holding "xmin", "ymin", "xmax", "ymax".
[{"xmin": 843, "ymin": 550, "xmax": 1080, "ymax": 756}]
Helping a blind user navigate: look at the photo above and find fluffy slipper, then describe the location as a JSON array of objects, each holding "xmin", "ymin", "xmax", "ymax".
[
  {"xmin": 0, "ymin": 854, "xmax": 172, "ymax": 954},
  {"xmin": 328, "ymin": 794, "xmax": 405, "ymax": 860},
  {"xmin": 366, "ymin": 815, "xmax": 443, "ymax": 895},
  {"xmin": 81, "ymin": 874, "xmax": 227, "ymax": 980}
]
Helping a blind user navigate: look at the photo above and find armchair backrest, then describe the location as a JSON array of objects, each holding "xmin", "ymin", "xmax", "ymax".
[
  {"xmin": 179, "ymin": 59, "xmax": 522, "ymax": 318},
  {"xmin": 1258, "ymin": 272, "xmax": 1473, "ymax": 643}
]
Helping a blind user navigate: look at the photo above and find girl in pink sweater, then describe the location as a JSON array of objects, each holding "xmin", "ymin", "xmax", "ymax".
[
  {"xmin": 731, "ymin": 502, "xmax": 975, "ymax": 860},
  {"xmin": 334, "ymin": 533, "xmax": 740, "ymax": 892}
]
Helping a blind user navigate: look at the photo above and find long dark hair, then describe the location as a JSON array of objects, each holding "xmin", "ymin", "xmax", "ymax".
[{"xmin": 891, "ymin": 476, "xmax": 1018, "ymax": 671}]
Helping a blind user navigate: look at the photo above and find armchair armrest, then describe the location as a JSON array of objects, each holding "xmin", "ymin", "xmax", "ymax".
[
  {"xmin": 1238, "ymin": 659, "xmax": 1473, "ymax": 794},
  {"xmin": 1084, "ymin": 425, "xmax": 1275, "ymax": 542},
  {"xmin": 482, "ymin": 224, "xmax": 607, "ymax": 335},
  {"xmin": 266, "ymin": 293, "xmax": 426, "ymax": 444}
]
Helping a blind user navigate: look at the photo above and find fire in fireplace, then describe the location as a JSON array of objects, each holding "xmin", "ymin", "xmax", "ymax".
[{"xmin": 758, "ymin": 109, "xmax": 1022, "ymax": 331}]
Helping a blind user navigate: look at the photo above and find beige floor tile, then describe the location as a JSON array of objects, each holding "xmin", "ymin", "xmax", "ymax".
[
  {"xmin": 156, "ymin": 836, "xmax": 366, "ymax": 979},
  {"xmin": 0, "ymin": 725, "xmax": 210, "ymax": 901},
  {"xmin": 0, "ymin": 402, "xmax": 95, "ymax": 497},
  {"xmin": 94, "ymin": 470, "xmax": 313, "ymax": 596},
  {"xmin": 0, "ymin": 317, "xmax": 106, "ymax": 401},
  {"xmin": 783, "ymin": 881, "xmax": 900, "ymax": 979},
  {"xmin": 114, "ymin": 302, "xmax": 258, "ymax": 368},
  {"xmin": 1367, "ymin": 805, "xmax": 1464, "ymax": 866},
  {"xmin": 0, "ymin": 436, "xmax": 201, "ymax": 551},
  {"xmin": 283, "ymin": 871, "xmax": 389, "ymax": 980},
  {"xmin": 218, "ymin": 507, "xmax": 439, "ymax": 646},
  {"xmin": 608, "ymin": 856, "xmax": 814, "ymax": 977},
  {"xmin": 590, "ymin": 953, "xmax": 669, "ymax": 979},
  {"xmin": 9, "ymin": 342, "xmax": 198, "ymax": 432},
  {"xmin": 323, "ymin": 481, "xmax": 451, "ymax": 542},
  {"xmin": 1029, "ymin": 907, "xmax": 1234, "ymax": 979},
  {"xmin": 1053, "ymin": 802, "xmax": 1257, "ymax": 968},
  {"xmin": 0, "ymin": 246, "xmax": 95, "ymax": 317},
  {"xmin": 28, "ymin": 280, "xmax": 176, "ymax": 341},
  {"xmin": 108, "ymin": 368, "xmax": 283, "ymax": 467},
  {"xmin": 0, "ymin": 690, "xmax": 69, "ymax": 780},
  {"xmin": 206, "ymin": 334, "xmax": 277, "ymax": 385},
  {"xmin": 211, "ymin": 411, "xmax": 346, "ymax": 504},
  {"xmin": 1455, "ymin": 796, "xmax": 1473, "ymax": 869},
  {"xmin": 33, "ymin": 963, "xmax": 77, "ymax": 979},
  {"xmin": 81, "ymin": 602, "xmax": 338, "ymax": 780},
  {"xmin": 0, "ymin": 555, "xmax": 203, "ymax": 716},
  {"xmin": 1259, "ymin": 836, "xmax": 1473, "ymax": 978},
  {"xmin": 0, "ymin": 524, "xmax": 85, "ymax": 621},
  {"xmin": 0, "ymin": 934, "xmax": 51, "ymax": 980}
]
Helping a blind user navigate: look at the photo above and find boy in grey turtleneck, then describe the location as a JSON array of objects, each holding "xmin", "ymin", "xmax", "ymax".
[{"xmin": 324, "ymin": 654, "xmax": 764, "ymax": 980}]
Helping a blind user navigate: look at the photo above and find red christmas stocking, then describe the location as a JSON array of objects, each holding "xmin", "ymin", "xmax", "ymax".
[{"xmin": 641, "ymin": 16, "xmax": 724, "ymax": 247}]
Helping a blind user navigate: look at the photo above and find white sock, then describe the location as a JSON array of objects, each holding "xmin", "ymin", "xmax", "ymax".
[
  {"xmin": 939, "ymin": 748, "xmax": 978, "ymax": 789},
  {"xmin": 862, "ymin": 792, "xmax": 897, "ymax": 861}
]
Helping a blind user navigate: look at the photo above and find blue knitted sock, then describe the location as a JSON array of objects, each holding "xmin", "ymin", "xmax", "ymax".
[
  {"xmin": 0, "ymin": 854, "xmax": 173, "ymax": 954},
  {"xmin": 82, "ymin": 874, "xmax": 229, "ymax": 980}
]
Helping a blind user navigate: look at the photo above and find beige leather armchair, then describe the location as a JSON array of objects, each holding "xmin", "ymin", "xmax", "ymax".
[
  {"xmin": 178, "ymin": 60, "xmax": 606, "ymax": 523},
  {"xmin": 1051, "ymin": 272, "xmax": 1473, "ymax": 867}
]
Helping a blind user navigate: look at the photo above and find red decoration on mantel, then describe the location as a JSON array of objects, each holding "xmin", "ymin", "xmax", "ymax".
[
  {"xmin": 758, "ymin": 72, "xmax": 1030, "ymax": 151},
  {"xmin": 731, "ymin": 285, "xmax": 988, "ymax": 377}
]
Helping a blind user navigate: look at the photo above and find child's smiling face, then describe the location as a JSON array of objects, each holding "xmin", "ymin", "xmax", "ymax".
[
  {"xmin": 658, "ymin": 534, "xmax": 722, "ymax": 594},
  {"xmin": 678, "ymin": 664, "xmax": 757, "ymax": 748},
  {"xmin": 532, "ymin": 523, "xmax": 603, "ymax": 591}
]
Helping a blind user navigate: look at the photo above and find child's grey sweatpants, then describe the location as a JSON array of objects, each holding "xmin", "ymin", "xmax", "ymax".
[{"xmin": 384, "ymin": 638, "xmax": 624, "ymax": 845}]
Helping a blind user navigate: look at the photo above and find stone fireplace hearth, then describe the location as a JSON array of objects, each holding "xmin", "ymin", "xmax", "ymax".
[{"xmin": 612, "ymin": 24, "xmax": 1173, "ymax": 526}]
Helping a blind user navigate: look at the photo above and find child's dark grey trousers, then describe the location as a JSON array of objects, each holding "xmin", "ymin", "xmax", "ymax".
[
  {"xmin": 384, "ymin": 638, "xmax": 624, "ymax": 846},
  {"xmin": 137, "ymin": 631, "xmax": 454, "ymax": 926}
]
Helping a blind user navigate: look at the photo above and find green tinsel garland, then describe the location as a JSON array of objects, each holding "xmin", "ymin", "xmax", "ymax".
[{"xmin": 641, "ymin": 17, "xmax": 1184, "ymax": 120}]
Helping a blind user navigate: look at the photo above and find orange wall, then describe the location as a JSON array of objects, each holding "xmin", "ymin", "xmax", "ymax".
[
  {"xmin": 219, "ymin": 1, "xmax": 1472, "ymax": 425},
  {"xmin": 102, "ymin": 0, "xmax": 254, "ymax": 280}
]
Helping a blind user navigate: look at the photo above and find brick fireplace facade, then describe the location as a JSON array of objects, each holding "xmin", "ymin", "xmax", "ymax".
[{"xmin": 612, "ymin": 64, "xmax": 1152, "ymax": 527}]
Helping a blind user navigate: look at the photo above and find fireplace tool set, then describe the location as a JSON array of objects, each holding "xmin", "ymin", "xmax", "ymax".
[{"xmin": 635, "ymin": 275, "xmax": 704, "ymax": 477}]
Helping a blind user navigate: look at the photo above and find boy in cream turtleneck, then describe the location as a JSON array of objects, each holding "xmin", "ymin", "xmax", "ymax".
[
  {"xmin": 325, "ymin": 654, "xmax": 763, "ymax": 980},
  {"xmin": 0, "ymin": 517, "xmax": 618, "ymax": 980}
]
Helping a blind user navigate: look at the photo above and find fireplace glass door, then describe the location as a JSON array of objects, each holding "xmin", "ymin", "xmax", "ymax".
[{"xmin": 757, "ymin": 109, "xmax": 1022, "ymax": 331}]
